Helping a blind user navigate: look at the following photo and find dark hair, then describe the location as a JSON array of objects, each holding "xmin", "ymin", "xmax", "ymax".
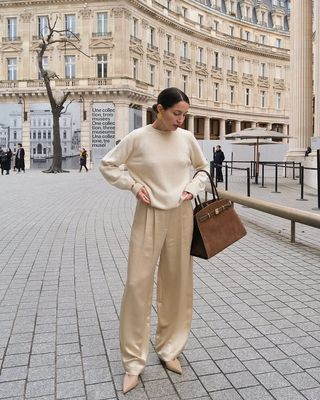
[{"xmin": 152, "ymin": 87, "xmax": 190, "ymax": 114}]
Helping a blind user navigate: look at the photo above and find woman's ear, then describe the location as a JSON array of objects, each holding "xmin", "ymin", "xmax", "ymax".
[{"xmin": 157, "ymin": 104, "xmax": 164, "ymax": 114}]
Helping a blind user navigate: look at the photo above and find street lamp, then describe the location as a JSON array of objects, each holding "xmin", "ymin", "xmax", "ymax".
[
  {"xmin": 18, "ymin": 95, "xmax": 28, "ymax": 121},
  {"xmin": 79, "ymin": 94, "xmax": 87, "ymax": 121}
]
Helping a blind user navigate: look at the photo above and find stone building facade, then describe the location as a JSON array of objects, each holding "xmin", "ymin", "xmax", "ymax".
[{"xmin": 0, "ymin": 0, "xmax": 293, "ymax": 167}]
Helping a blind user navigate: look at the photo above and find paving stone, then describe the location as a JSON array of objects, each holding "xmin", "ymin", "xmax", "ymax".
[
  {"xmin": 56, "ymin": 380, "xmax": 86, "ymax": 399},
  {"xmin": 239, "ymin": 385, "xmax": 274, "ymax": 400},
  {"xmin": 285, "ymin": 372, "xmax": 319, "ymax": 390},
  {"xmin": 271, "ymin": 386, "xmax": 306, "ymax": 400},
  {"xmin": 200, "ymin": 374, "xmax": 232, "ymax": 391},
  {"xmin": 190, "ymin": 360, "xmax": 220, "ymax": 376},
  {"xmin": 144, "ymin": 378, "xmax": 176, "ymax": 398},
  {"xmin": 226, "ymin": 371, "xmax": 258, "ymax": 388},
  {"xmin": 86, "ymin": 382, "xmax": 116, "ymax": 399},
  {"xmin": 209, "ymin": 389, "xmax": 242, "ymax": 400},
  {"xmin": 0, "ymin": 381, "xmax": 25, "ymax": 397},
  {"xmin": 256, "ymin": 371, "xmax": 290, "ymax": 389},
  {"xmin": 25, "ymin": 379, "xmax": 55, "ymax": 397}
]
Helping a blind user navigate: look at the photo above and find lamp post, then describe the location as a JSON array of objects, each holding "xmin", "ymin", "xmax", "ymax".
[
  {"xmin": 18, "ymin": 95, "xmax": 28, "ymax": 121},
  {"xmin": 79, "ymin": 94, "xmax": 87, "ymax": 121}
]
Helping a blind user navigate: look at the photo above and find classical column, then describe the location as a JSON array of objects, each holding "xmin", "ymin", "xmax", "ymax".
[
  {"xmin": 204, "ymin": 117, "xmax": 210, "ymax": 140},
  {"xmin": 219, "ymin": 119, "xmax": 225, "ymax": 139},
  {"xmin": 80, "ymin": 101, "xmax": 91, "ymax": 168},
  {"xmin": 251, "ymin": 121, "xmax": 256, "ymax": 128},
  {"xmin": 188, "ymin": 115, "xmax": 194, "ymax": 134},
  {"xmin": 267, "ymin": 123, "xmax": 272, "ymax": 130},
  {"xmin": 315, "ymin": 0, "xmax": 320, "ymax": 138},
  {"xmin": 288, "ymin": 0, "xmax": 313, "ymax": 154},
  {"xmin": 235, "ymin": 120, "xmax": 241, "ymax": 132},
  {"xmin": 142, "ymin": 106, "xmax": 147, "ymax": 127},
  {"xmin": 21, "ymin": 100, "xmax": 30, "ymax": 169},
  {"xmin": 114, "ymin": 102, "xmax": 130, "ymax": 140}
]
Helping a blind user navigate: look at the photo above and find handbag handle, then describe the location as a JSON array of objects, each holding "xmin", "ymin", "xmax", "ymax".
[{"xmin": 192, "ymin": 169, "xmax": 219, "ymax": 208}]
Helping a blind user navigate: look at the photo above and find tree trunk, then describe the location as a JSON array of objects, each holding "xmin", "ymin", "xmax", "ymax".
[{"xmin": 43, "ymin": 110, "xmax": 67, "ymax": 173}]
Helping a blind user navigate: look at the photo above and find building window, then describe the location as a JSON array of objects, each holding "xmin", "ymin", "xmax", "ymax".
[
  {"xmin": 7, "ymin": 17, "xmax": 17, "ymax": 40},
  {"xmin": 39, "ymin": 56, "xmax": 48, "ymax": 79},
  {"xmin": 65, "ymin": 14, "xmax": 76, "ymax": 37},
  {"xmin": 149, "ymin": 26, "xmax": 155, "ymax": 46},
  {"xmin": 260, "ymin": 63, "xmax": 266, "ymax": 78},
  {"xmin": 63, "ymin": 131, "xmax": 67, "ymax": 139},
  {"xmin": 166, "ymin": 0, "xmax": 172, "ymax": 10},
  {"xmin": 260, "ymin": 35, "xmax": 265, "ymax": 44},
  {"xmin": 276, "ymin": 92, "xmax": 281, "ymax": 109},
  {"xmin": 181, "ymin": 41, "xmax": 188, "ymax": 58},
  {"xmin": 213, "ymin": 20, "xmax": 219, "ymax": 31},
  {"xmin": 149, "ymin": 64, "xmax": 155, "ymax": 86},
  {"xmin": 13, "ymin": 131, "xmax": 17, "ymax": 140},
  {"xmin": 97, "ymin": 54, "xmax": 107, "ymax": 78},
  {"xmin": 197, "ymin": 47, "xmax": 204, "ymax": 63},
  {"xmin": 65, "ymin": 56, "xmax": 75, "ymax": 78},
  {"xmin": 229, "ymin": 56, "xmax": 235, "ymax": 72},
  {"xmin": 229, "ymin": 26, "xmax": 234, "ymax": 36},
  {"xmin": 261, "ymin": 91, "xmax": 266, "ymax": 108},
  {"xmin": 214, "ymin": 82, "xmax": 219, "ymax": 102},
  {"xmin": 198, "ymin": 14, "xmax": 203, "ymax": 25},
  {"xmin": 275, "ymin": 66, "xmax": 282, "ymax": 79},
  {"xmin": 97, "ymin": 13, "xmax": 108, "ymax": 35},
  {"xmin": 275, "ymin": 38, "xmax": 281, "ymax": 48},
  {"xmin": 38, "ymin": 131, "xmax": 41, "ymax": 139},
  {"xmin": 133, "ymin": 58, "xmax": 138, "ymax": 80},
  {"xmin": 165, "ymin": 70, "xmax": 171, "ymax": 87},
  {"xmin": 48, "ymin": 132, "xmax": 51, "ymax": 139},
  {"xmin": 43, "ymin": 131, "xmax": 46, "ymax": 139},
  {"xmin": 7, "ymin": 58, "xmax": 17, "ymax": 80},
  {"xmin": 182, "ymin": 7, "xmax": 188, "ymax": 18},
  {"xmin": 166, "ymin": 34, "xmax": 172, "ymax": 52},
  {"xmin": 230, "ymin": 86, "xmax": 235, "ymax": 104},
  {"xmin": 182, "ymin": 75, "xmax": 188, "ymax": 93},
  {"xmin": 214, "ymin": 51, "xmax": 219, "ymax": 68},
  {"xmin": 38, "ymin": 16, "xmax": 49, "ymax": 38},
  {"xmin": 245, "ymin": 88, "xmax": 250, "ymax": 106},
  {"xmin": 198, "ymin": 79, "xmax": 203, "ymax": 98},
  {"xmin": 132, "ymin": 18, "xmax": 139, "ymax": 38},
  {"xmin": 33, "ymin": 131, "xmax": 36, "ymax": 139}
]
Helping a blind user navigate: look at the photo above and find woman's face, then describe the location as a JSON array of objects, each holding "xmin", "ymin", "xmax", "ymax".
[{"xmin": 158, "ymin": 101, "xmax": 189, "ymax": 131}]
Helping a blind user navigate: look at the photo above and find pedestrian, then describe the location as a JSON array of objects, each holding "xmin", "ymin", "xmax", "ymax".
[
  {"xmin": 305, "ymin": 146, "xmax": 312, "ymax": 158},
  {"xmin": 15, "ymin": 143, "xmax": 25, "ymax": 173},
  {"xmin": 1, "ymin": 148, "xmax": 12, "ymax": 175},
  {"xmin": 79, "ymin": 147, "xmax": 88, "ymax": 172},
  {"xmin": 213, "ymin": 144, "xmax": 225, "ymax": 182},
  {"xmin": 99, "ymin": 87, "xmax": 208, "ymax": 394}
]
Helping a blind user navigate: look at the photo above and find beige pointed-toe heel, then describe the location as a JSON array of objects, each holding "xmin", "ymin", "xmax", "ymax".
[
  {"xmin": 163, "ymin": 358, "xmax": 182, "ymax": 375},
  {"xmin": 123, "ymin": 373, "xmax": 139, "ymax": 394}
]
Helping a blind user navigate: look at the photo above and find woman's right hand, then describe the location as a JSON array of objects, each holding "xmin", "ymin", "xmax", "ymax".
[{"xmin": 137, "ymin": 186, "xmax": 151, "ymax": 205}]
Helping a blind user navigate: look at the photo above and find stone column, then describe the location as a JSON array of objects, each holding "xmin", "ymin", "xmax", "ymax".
[
  {"xmin": 288, "ymin": 0, "xmax": 313, "ymax": 154},
  {"xmin": 315, "ymin": 0, "xmax": 320, "ymax": 138},
  {"xmin": 235, "ymin": 120, "xmax": 241, "ymax": 132},
  {"xmin": 204, "ymin": 117, "xmax": 210, "ymax": 140},
  {"xmin": 142, "ymin": 106, "xmax": 147, "ymax": 127},
  {"xmin": 251, "ymin": 121, "xmax": 256, "ymax": 128},
  {"xmin": 114, "ymin": 102, "xmax": 130, "ymax": 140},
  {"xmin": 188, "ymin": 114, "xmax": 194, "ymax": 134},
  {"xmin": 80, "ymin": 101, "xmax": 91, "ymax": 168},
  {"xmin": 267, "ymin": 123, "xmax": 272, "ymax": 130},
  {"xmin": 21, "ymin": 100, "xmax": 30, "ymax": 169},
  {"xmin": 219, "ymin": 118, "xmax": 225, "ymax": 139}
]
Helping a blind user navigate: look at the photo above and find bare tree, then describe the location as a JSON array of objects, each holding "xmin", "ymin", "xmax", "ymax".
[{"xmin": 37, "ymin": 17, "xmax": 88, "ymax": 173}]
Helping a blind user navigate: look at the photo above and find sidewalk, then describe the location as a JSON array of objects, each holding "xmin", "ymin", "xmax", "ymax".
[{"xmin": 1, "ymin": 169, "xmax": 319, "ymax": 400}]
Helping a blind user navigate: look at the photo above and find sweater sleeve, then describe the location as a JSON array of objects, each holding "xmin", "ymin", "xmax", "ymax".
[
  {"xmin": 99, "ymin": 135, "xmax": 143, "ymax": 196},
  {"xmin": 184, "ymin": 134, "xmax": 209, "ymax": 197}
]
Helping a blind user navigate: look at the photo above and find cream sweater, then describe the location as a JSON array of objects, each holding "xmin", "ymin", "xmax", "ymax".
[{"xmin": 99, "ymin": 124, "xmax": 208, "ymax": 210}]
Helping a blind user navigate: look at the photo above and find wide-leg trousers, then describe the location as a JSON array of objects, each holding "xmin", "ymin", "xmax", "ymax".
[{"xmin": 120, "ymin": 200, "xmax": 194, "ymax": 375}]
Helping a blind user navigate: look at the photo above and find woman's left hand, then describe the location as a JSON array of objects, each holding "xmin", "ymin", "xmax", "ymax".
[{"xmin": 182, "ymin": 191, "xmax": 193, "ymax": 201}]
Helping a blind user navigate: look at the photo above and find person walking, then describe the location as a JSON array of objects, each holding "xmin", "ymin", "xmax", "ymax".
[
  {"xmin": 15, "ymin": 143, "xmax": 25, "ymax": 173},
  {"xmin": 100, "ymin": 87, "xmax": 208, "ymax": 394},
  {"xmin": 1, "ymin": 148, "xmax": 12, "ymax": 175},
  {"xmin": 79, "ymin": 147, "xmax": 88, "ymax": 172},
  {"xmin": 213, "ymin": 144, "xmax": 225, "ymax": 182}
]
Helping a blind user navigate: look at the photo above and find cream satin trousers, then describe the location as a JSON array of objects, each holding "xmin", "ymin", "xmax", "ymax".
[{"xmin": 120, "ymin": 200, "xmax": 194, "ymax": 375}]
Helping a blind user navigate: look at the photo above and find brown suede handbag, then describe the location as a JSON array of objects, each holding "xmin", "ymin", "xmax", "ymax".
[{"xmin": 190, "ymin": 170, "xmax": 247, "ymax": 259}]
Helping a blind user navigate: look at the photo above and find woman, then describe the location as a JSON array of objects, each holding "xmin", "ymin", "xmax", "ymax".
[
  {"xmin": 79, "ymin": 147, "xmax": 88, "ymax": 172},
  {"xmin": 1, "ymin": 148, "xmax": 12, "ymax": 175},
  {"xmin": 100, "ymin": 88, "xmax": 208, "ymax": 394}
]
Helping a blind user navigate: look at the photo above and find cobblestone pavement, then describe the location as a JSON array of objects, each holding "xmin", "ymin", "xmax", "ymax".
[{"xmin": 1, "ymin": 169, "xmax": 319, "ymax": 400}]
